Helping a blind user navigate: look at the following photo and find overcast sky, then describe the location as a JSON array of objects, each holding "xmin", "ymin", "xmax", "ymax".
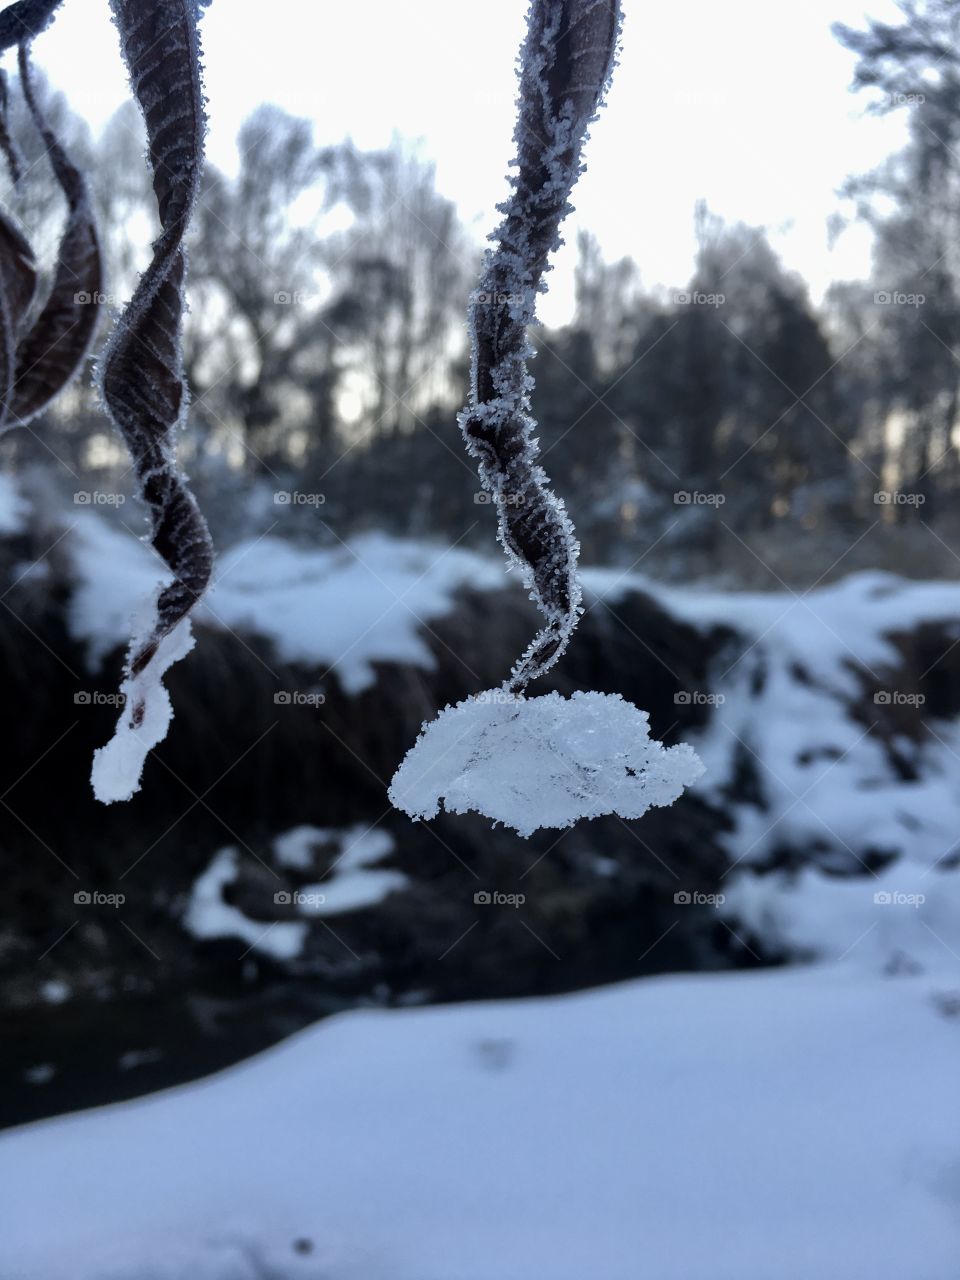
[{"xmin": 28, "ymin": 0, "xmax": 909, "ymax": 324}]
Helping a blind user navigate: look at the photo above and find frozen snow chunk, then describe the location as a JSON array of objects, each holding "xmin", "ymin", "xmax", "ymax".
[
  {"xmin": 389, "ymin": 689, "xmax": 704, "ymax": 837},
  {"xmin": 91, "ymin": 617, "xmax": 195, "ymax": 804}
]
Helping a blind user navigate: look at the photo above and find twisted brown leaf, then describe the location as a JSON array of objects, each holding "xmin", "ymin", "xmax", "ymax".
[
  {"xmin": 7, "ymin": 43, "xmax": 101, "ymax": 426},
  {"xmin": 92, "ymin": 0, "xmax": 214, "ymax": 802},
  {"xmin": 0, "ymin": 206, "xmax": 35, "ymax": 418},
  {"xmin": 0, "ymin": 42, "xmax": 101, "ymax": 436},
  {"xmin": 459, "ymin": 0, "xmax": 621, "ymax": 693},
  {"xmin": 0, "ymin": 69, "xmax": 23, "ymax": 181}
]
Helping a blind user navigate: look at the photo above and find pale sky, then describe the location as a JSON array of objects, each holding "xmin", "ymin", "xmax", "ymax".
[{"xmin": 25, "ymin": 0, "xmax": 909, "ymax": 325}]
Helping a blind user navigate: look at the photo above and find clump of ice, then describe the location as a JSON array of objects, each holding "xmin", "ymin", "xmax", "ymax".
[
  {"xmin": 389, "ymin": 689, "xmax": 704, "ymax": 837},
  {"xmin": 91, "ymin": 616, "xmax": 195, "ymax": 805}
]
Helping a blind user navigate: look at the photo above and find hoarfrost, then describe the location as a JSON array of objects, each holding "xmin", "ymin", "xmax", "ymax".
[
  {"xmin": 389, "ymin": 689, "xmax": 704, "ymax": 838},
  {"xmin": 91, "ymin": 615, "xmax": 195, "ymax": 804}
]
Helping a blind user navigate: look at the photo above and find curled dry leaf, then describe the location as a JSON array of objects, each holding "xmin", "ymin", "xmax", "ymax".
[
  {"xmin": 0, "ymin": 69, "xmax": 23, "ymax": 181},
  {"xmin": 91, "ymin": 0, "xmax": 214, "ymax": 803},
  {"xmin": 0, "ymin": 39, "xmax": 102, "ymax": 435},
  {"xmin": 0, "ymin": 204, "xmax": 36, "ymax": 421},
  {"xmin": 459, "ymin": 0, "xmax": 622, "ymax": 693},
  {"xmin": 7, "ymin": 43, "xmax": 102, "ymax": 426}
]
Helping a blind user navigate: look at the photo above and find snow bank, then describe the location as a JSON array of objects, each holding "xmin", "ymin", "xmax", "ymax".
[
  {"xmin": 184, "ymin": 847, "xmax": 307, "ymax": 961},
  {"xmin": 2, "ymin": 963, "xmax": 957, "ymax": 1279},
  {"xmin": 68, "ymin": 516, "xmax": 506, "ymax": 695},
  {"xmin": 183, "ymin": 825, "xmax": 407, "ymax": 958},
  {"xmin": 582, "ymin": 566, "xmax": 960, "ymax": 968},
  {"xmin": 276, "ymin": 824, "xmax": 407, "ymax": 917}
]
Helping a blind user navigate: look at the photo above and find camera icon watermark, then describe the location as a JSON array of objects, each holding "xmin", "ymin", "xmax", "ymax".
[
  {"xmin": 74, "ymin": 491, "xmax": 126, "ymax": 506},
  {"xmin": 873, "ymin": 690, "xmax": 925, "ymax": 707},
  {"xmin": 673, "ymin": 291, "xmax": 724, "ymax": 307},
  {"xmin": 474, "ymin": 889, "xmax": 525, "ymax": 908},
  {"xmin": 472, "ymin": 689, "xmax": 520, "ymax": 706},
  {"xmin": 874, "ymin": 490, "xmax": 925, "ymax": 507},
  {"xmin": 274, "ymin": 889, "xmax": 326, "ymax": 907},
  {"xmin": 475, "ymin": 289, "xmax": 524, "ymax": 307},
  {"xmin": 873, "ymin": 290, "xmax": 924, "ymax": 307},
  {"xmin": 74, "ymin": 691, "xmax": 126, "ymax": 707},
  {"xmin": 674, "ymin": 889, "xmax": 725, "ymax": 906},
  {"xmin": 74, "ymin": 889, "xmax": 125, "ymax": 907},
  {"xmin": 673, "ymin": 490, "xmax": 725, "ymax": 506},
  {"xmin": 873, "ymin": 890, "xmax": 925, "ymax": 907},
  {"xmin": 274, "ymin": 690, "xmax": 326, "ymax": 707},
  {"xmin": 474, "ymin": 490, "xmax": 525, "ymax": 506},
  {"xmin": 273, "ymin": 491, "xmax": 325, "ymax": 506}
]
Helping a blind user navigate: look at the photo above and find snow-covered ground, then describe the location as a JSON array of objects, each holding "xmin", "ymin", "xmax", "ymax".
[
  {"xmin": 2, "ymin": 962, "xmax": 958, "ymax": 1280},
  {"xmin": 3, "ymin": 502, "xmax": 959, "ymax": 1276}
]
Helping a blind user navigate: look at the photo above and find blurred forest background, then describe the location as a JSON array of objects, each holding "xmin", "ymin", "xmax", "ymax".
[{"xmin": 4, "ymin": 4, "xmax": 960, "ymax": 585}]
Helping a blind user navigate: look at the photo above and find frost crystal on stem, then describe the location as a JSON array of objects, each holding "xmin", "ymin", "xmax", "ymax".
[{"xmin": 459, "ymin": 0, "xmax": 622, "ymax": 692}]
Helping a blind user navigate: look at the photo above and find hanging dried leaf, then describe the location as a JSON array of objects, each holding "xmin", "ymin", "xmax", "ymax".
[
  {"xmin": 0, "ymin": 64, "xmax": 36, "ymax": 405},
  {"xmin": 0, "ymin": 69, "xmax": 23, "ymax": 181},
  {"xmin": 0, "ymin": 206, "xmax": 36, "ymax": 419},
  {"xmin": 390, "ymin": 3, "xmax": 704, "ymax": 836},
  {"xmin": 0, "ymin": 32, "xmax": 102, "ymax": 434},
  {"xmin": 91, "ymin": 0, "xmax": 214, "ymax": 803},
  {"xmin": 459, "ymin": 0, "xmax": 621, "ymax": 693},
  {"xmin": 3, "ymin": 43, "xmax": 102, "ymax": 427}
]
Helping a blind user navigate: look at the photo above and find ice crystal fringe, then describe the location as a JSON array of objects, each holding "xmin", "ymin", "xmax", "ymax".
[
  {"xmin": 459, "ymin": 0, "xmax": 622, "ymax": 693},
  {"xmin": 390, "ymin": 691, "xmax": 705, "ymax": 838},
  {"xmin": 91, "ymin": 0, "xmax": 214, "ymax": 803}
]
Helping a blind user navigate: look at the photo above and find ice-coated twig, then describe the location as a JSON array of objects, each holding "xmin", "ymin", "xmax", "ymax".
[
  {"xmin": 91, "ymin": 0, "xmax": 214, "ymax": 803},
  {"xmin": 459, "ymin": 0, "xmax": 622, "ymax": 693}
]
